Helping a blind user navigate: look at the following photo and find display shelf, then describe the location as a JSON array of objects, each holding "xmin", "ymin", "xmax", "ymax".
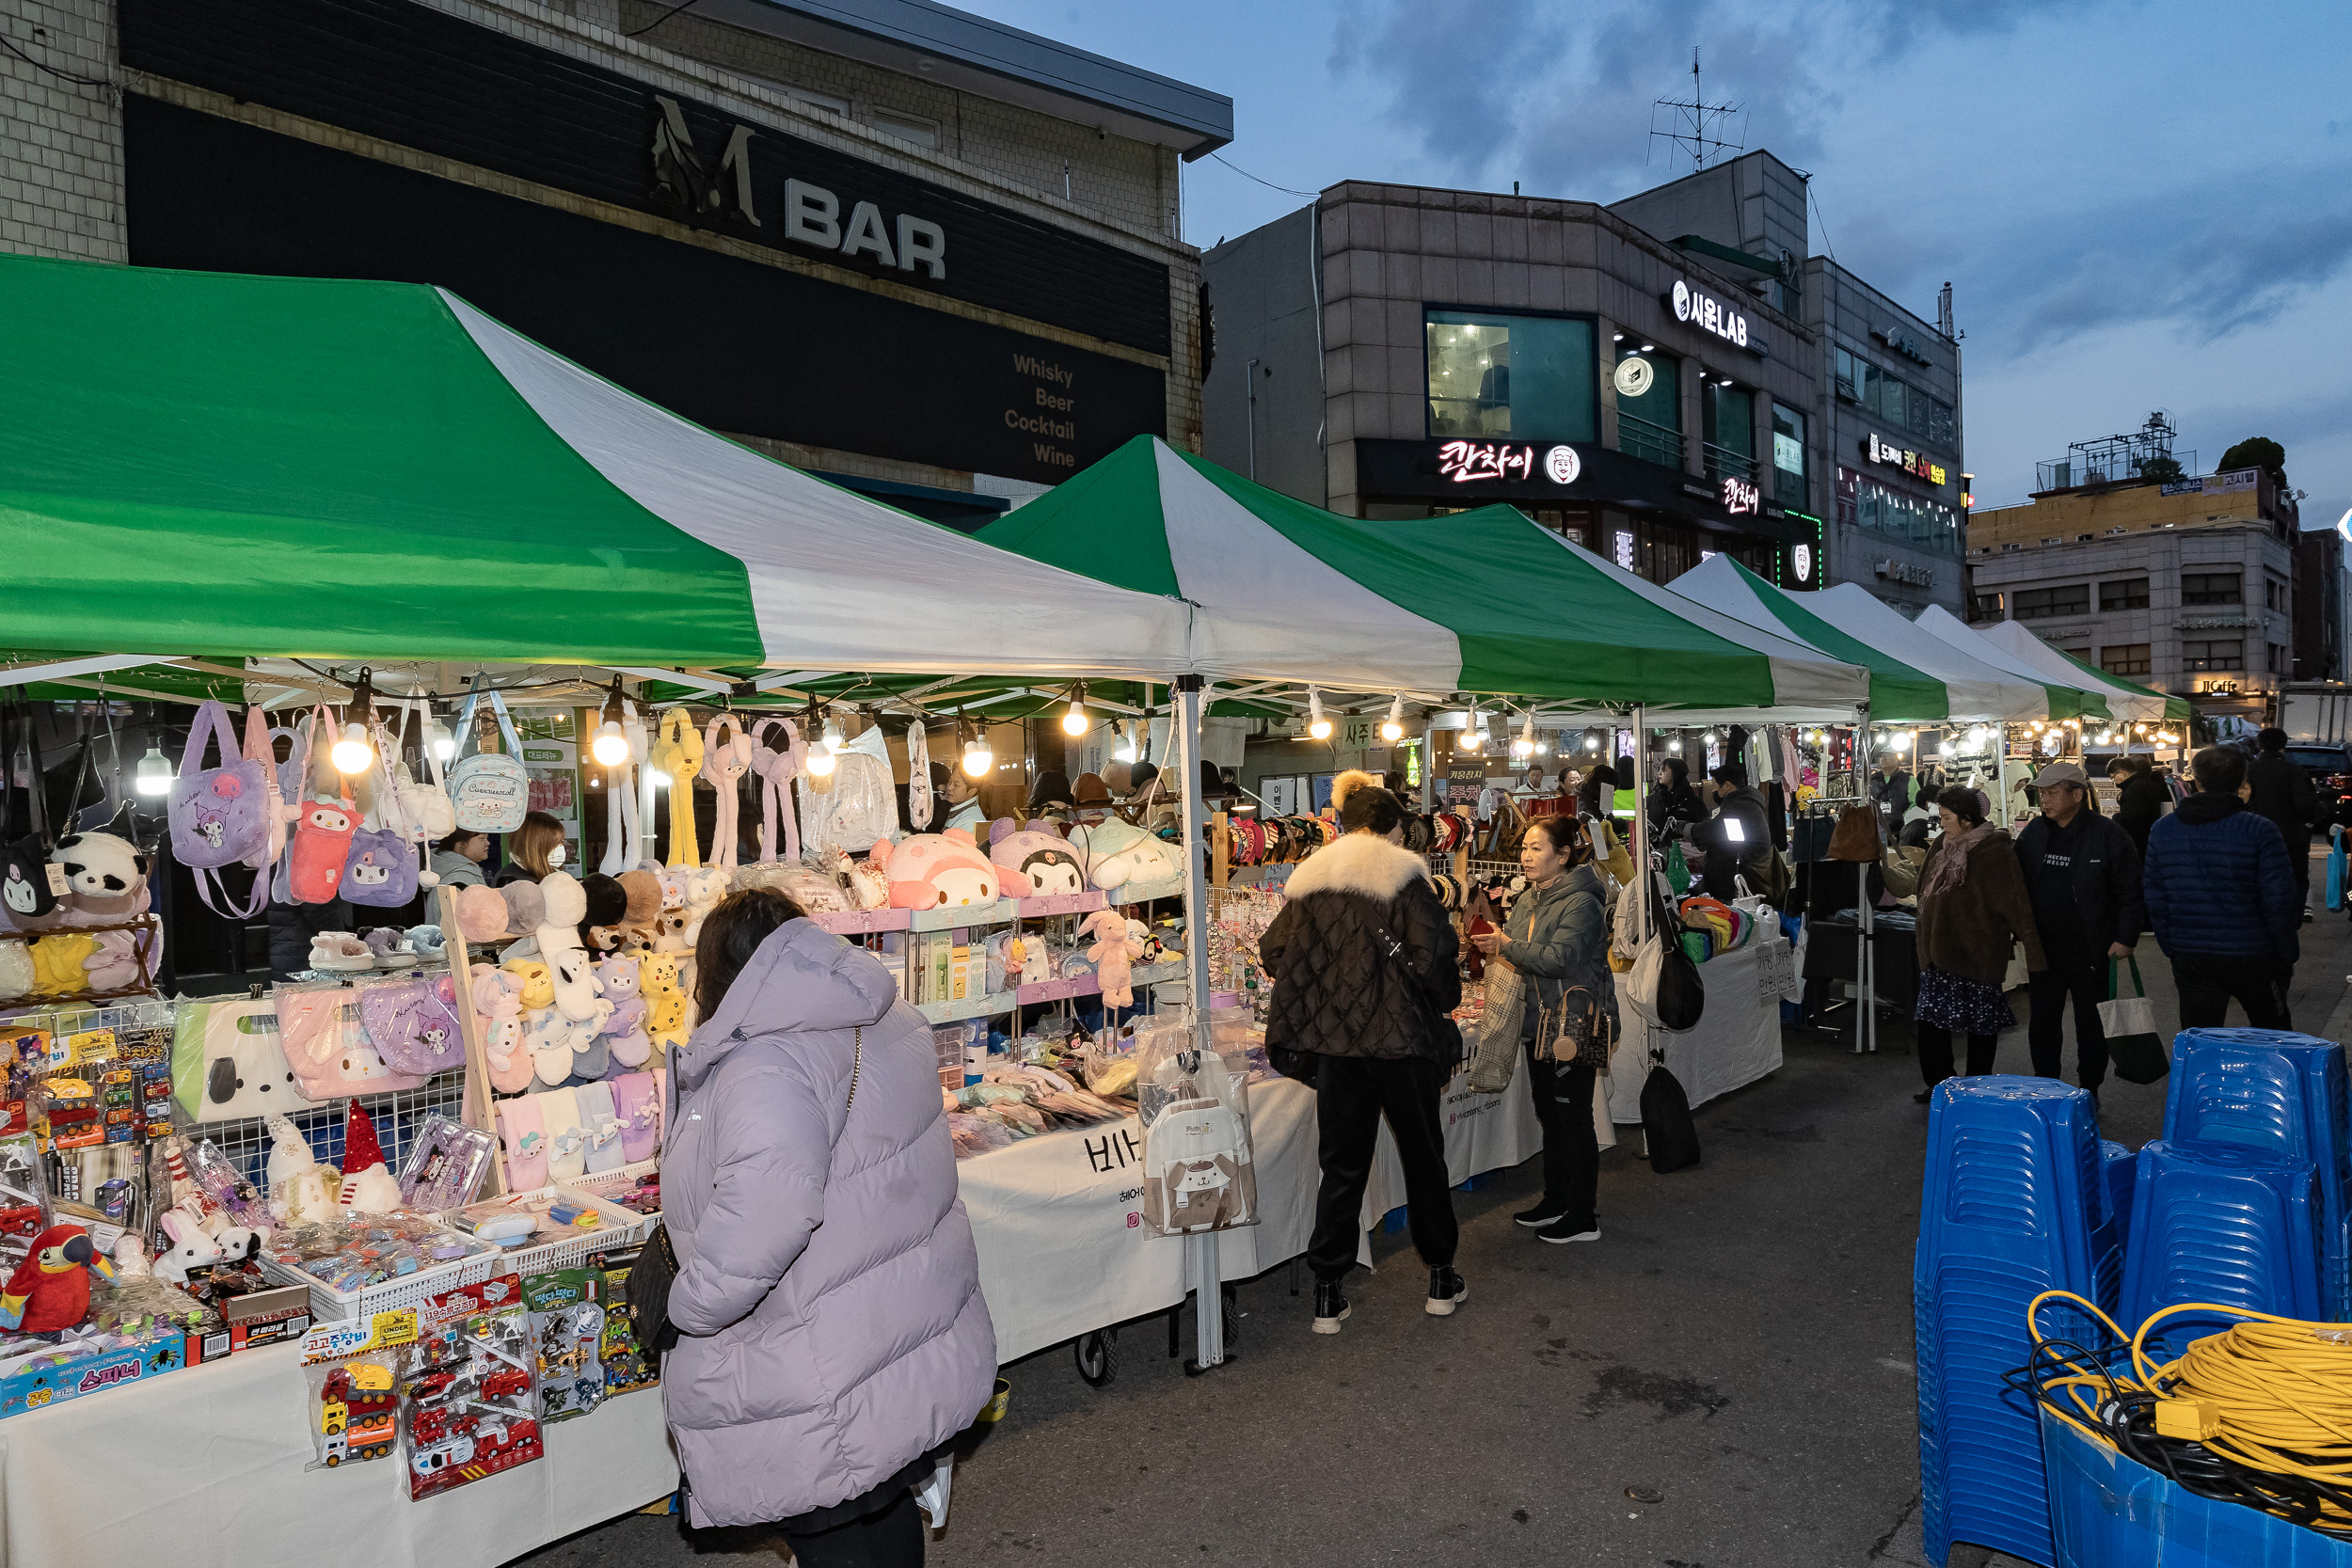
[
  {"xmin": 811, "ymin": 907, "xmax": 912, "ymax": 935},
  {"xmin": 916, "ymin": 991, "xmax": 1019, "ymax": 1024},
  {"xmin": 910, "ymin": 898, "xmax": 1018, "ymax": 932},
  {"xmin": 1130, "ymin": 959, "xmax": 1186, "ymax": 988},
  {"xmin": 1015, "ymin": 974, "xmax": 1095, "ymax": 1006},
  {"xmin": 1013, "ymin": 890, "xmax": 1108, "ymax": 919}
]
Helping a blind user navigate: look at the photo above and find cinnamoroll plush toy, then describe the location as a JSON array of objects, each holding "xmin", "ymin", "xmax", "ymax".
[
  {"xmin": 472, "ymin": 964, "xmax": 534, "ymax": 1094},
  {"xmin": 680, "ymin": 866, "xmax": 730, "ymax": 947},
  {"xmin": 1067, "ymin": 818, "xmax": 1186, "ymax": 903}
]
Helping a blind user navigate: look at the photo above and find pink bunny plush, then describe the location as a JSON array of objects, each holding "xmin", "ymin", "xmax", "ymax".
[
  {"xmin": 1081, "ymin": 908, "xmax": 1144, "ymax": 1008},
  {"xmin": 703, "ymin": 715, "xmax": 755, "ymax": 867}
]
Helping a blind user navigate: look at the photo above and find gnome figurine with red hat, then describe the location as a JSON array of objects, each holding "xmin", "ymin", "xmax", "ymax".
[
  {"xmin": 1, "ymin": 1224, "xmax": 116, "ymax": 1335},
  {"xmin": 338, "ymin": 1101, "xmax": 405, "ymax": 1215}
]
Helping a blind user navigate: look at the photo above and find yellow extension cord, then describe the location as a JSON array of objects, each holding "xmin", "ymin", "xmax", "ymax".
[{"xmin": 2027, "ymin": 1291, "xmax": 2352, "ymax": 1534}]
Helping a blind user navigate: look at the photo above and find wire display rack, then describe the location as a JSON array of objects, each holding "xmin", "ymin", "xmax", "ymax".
[{"xmin": 184, "ymin": 1071, "xmax": 469, "ymax": 1200}]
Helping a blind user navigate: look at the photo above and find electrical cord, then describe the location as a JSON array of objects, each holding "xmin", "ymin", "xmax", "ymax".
[{"xmin": 2021, "ymin": 1291, "xmax": 2352, "ymax": 1539}]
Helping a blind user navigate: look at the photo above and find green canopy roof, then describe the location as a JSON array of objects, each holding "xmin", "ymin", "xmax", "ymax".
[
  {"xmin": 978, "ymin": 437, "xmax": 1869, "ymax": 718},
  {"xmin": 1980, "ymin": 620, "xmax": 2192, "ymax": 722},
  {"xmin": 1666, "ymin": 556, "xmax": 1949, "ymax": 720}
]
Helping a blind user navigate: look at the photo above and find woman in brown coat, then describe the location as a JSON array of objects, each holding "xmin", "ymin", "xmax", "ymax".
[{"xmin": 1912, "ymin": 784, "xmax": 2045, "ymax": 1101}]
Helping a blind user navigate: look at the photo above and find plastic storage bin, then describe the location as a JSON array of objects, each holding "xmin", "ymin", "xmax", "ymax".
[
  {"xmin": 2042, "ymin": 1404, "xmax": 2352, "ymax": 1567},
  {"xmin": 1915, "ymin": 1077, "xmax": 2111, "ymax": 1568},
  {"xmin": 2164, "ymin": 1028, "xmax": 2352, "ymax": 1318},
  {"xmin": 2120, "ymin": 1139, "xmax": 2325, "ymax": 1361}
]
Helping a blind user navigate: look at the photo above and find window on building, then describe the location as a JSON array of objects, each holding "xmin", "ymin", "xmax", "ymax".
[
  {"xmin": 2058, "ymin": 646, "xmax": 2091, "ymax": 660},
  {"xmin": 1836, "ymin": 466, "xmax": 1960, "ymax": 556},
  {"xmin": 2269, "ymin": 643, "xmax": 2286, "ymax": 673},
  {"xmin": 2101, "ymin": 644, "xmax": 2152, "ymax": 676},
  {"xmin": 2099, "ymin": 578, "xmax": 2150, "ymax": 611},
  {"xmin": 2268, "ymin": 579, "xmax": 2286, "ymax": 611},
  {"xmin": 2183, "ymin": 639, "xmax": 2245, "ymax": 673},
  {"xmin": 2181, "ymin": 571, "xmax": 2243, "ymax": 606},
  {"xmin": 2012, "ymin": 584, "xmax": 2090, "ymax": 619},
  {"xmin": 1927, "ymin": 398, "xmax": 1955, "ymax": 448},
  {"xmin": 1772, "ymin": 403, "xmax": 1806, "ymax": 510},
  {"xmin": 1703, "ymin": 384, "xmax": 1755, "ymax": 482},
  {"xmin": 1834, "ymin": 346, "xmax": 1859, "ymax": 401},
  {"xmin": 1873, "ymin": 369, "xmax": 1905, "ymax": 429},
  {"xmin": 866, "ymin": 108, "xmax": 940, "ymax": 148},
  {"xmin": 1969, "ymin": 592, "xmax": 2005, "ymax": 623},
  {"xmin": 1425, "ymin": 310, "xmax": 1597, "ymax": 442},
  {"xmin": 1612, "ymin": 350, "xmax": 1680, "ymax": 467},
  {"xmin": 748, "ymin": 78, "xmax": 852, "ymax": 118}
]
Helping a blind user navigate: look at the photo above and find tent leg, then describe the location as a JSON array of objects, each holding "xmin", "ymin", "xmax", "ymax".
[{"xmin": 1173, "ymin": 673, "xmax": 1227, "ymax": 1374}]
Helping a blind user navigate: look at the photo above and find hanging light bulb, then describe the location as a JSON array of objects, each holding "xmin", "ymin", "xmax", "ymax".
[
  {"xmin": 330, "ymin": 670, "xmax": 377, "ymax": 774},
  {"xmin": 1667, "ymin": 736, "xmax": 1683, "ymax": 753},
  {"xmin": 1584, "ymin": 732, "xmax": 1599, "ymax": 752},
  {"xmin": 1512, "ymin": 712, "xmax": 1537, "ymax": 760},
  {"xmin": 1381, "ymin": 695, "xmax": 1406, "ymax": 743},
  {"xmin": 805, "ymin": 706, "xmax": 840, "ymax": 779},
  {"xmin": 1306, "ymin": 688, "xmax": 1332, "ymax": 741},
  {"xmin": 134, "ymin": 742, "xmax": 172, "ymax": 798},
  {"xmin": 1458, "ymin": 706, "xmax": 1483, "ymax": 752},
  {"xmin": 590, "ymin": 677, "xmax": 631, "ymax": 768},
  {"xmin": 1062, "ymin": 683, "xmax": 1089, "ymax": 737}
]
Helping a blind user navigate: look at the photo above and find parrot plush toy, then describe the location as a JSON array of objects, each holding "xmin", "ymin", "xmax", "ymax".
[{"xmin": 1, "ymin": 1224, "xmax": 116, "ymax": 1335}]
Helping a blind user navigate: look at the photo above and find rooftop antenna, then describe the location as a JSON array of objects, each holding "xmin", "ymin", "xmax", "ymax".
[{"xmin": 1648, "ymin": 45, "xmax": 1744, "ymax": 172}]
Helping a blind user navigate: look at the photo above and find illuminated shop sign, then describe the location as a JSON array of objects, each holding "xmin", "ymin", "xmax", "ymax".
[
  {"xmin": 1437, "ymin": 441, "xmax": 1581, "ymax": 485},
  {"xmin": 1720, "ymin": 475, "xmax": 1761, "ymax": 515},
  {"xmin": 1788, "ymin": 542, "xmax": 1816, "ymax": 586},
  {"xmin": 1667, "ymin": 278, "xmax": 1755, "ymax": 352},
  {"xmin": 1866, "ymin": 432, "xmax": 1947, "ymax": 487},
  {"xmin": 1874, "ymin": 558, "xmax": 1934, "ymax": 588}
]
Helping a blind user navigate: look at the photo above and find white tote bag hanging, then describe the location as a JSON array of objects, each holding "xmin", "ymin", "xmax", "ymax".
[{"xmin": 906, "ymin": 720, "xmax": 933, "ymax": 831}]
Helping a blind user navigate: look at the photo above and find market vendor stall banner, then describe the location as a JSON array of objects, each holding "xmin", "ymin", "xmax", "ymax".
[
  {"xmin": 0, "ymin": 254, "xmax": 1188, "ymax": 676},
  {"xmin": 1667, "ymin": 555, "xmax": 1949, "ymax": 721},
  {"xmin": 1979, "ymin": 620, "xmax": 2188, "ymax": 723},
  {"xmin": 978, "ymin": 436, "xmax": 1868, "ymax": 716}
]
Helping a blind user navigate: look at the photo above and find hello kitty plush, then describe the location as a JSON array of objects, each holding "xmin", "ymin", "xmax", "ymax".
[
  {"xmin": 869, "ymin": 831, "xmax": 999, "ymax": 911},
  {"xmin": 987, "ymin": 819, "xmax": 1087, "ymax": 898},
  {"xmin": 1081, "ymin": 909, "xmax": 1144, "ymax": 1008}
]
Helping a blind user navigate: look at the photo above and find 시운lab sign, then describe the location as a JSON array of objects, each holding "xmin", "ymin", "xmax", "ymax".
[{"xmin": 1669, "ymin": 279, "xmax": 1753, "ymax": 351}]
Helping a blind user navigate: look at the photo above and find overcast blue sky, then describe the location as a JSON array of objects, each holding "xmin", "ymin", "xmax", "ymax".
[{"xmin": 969, "ymin": 0, "xmax": 2352, "ymax": 530}]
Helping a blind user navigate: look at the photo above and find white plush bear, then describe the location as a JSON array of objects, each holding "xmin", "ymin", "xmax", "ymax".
[{"xmin": 527, "ymin": 1006, "xmax": 575, "ymax": 1086}]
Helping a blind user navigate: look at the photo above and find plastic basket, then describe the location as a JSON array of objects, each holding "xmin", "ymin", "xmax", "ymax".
[
  {"xmin": 259, "ymin": 1240, "xmax": 506, "ymax": 1326},
  {"xmin": 2042, "ymin": 1404, "xmax": 2352, "ymax": 1568},
  {"xmin": 488, "ymin": 1184, "xmax": 654, "ymax": 1276}
]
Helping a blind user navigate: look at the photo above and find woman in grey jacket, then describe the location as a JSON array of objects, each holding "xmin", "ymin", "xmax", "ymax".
[{"xmin": 1471, "ymin": 816, "xmax": 1609, "ymax": 1243}]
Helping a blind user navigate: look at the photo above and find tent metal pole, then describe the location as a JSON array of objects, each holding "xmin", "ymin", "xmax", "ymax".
[
  {"xmin": 1855, "ymin": 700, "xmax": 1875, "ymax": 1054},
  {"xmin": 1173, "ymin": 673, "xmax": 1226, "ymax": 1373}
]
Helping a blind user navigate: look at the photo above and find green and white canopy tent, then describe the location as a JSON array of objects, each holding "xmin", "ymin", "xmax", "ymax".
[
  {"xmin": 1665, "ymin": 555, "xmax": 1951, "ymax": 721},
  {"xmin": 1911, "ymin": 605, "xmax": 2113, "ymax": 721},
  {"xmin": 1804, "ymin": 584, "xmax": 2103, "ymax": 721},
  {"xmin": 1978, "ymin": 619, "xmax": 2191, "ymax": 724},
  {"xmin": 977, "ymin": 436, "xmax": 1870, "ymax": 721},
  {"xmin": 0, "ymin": 254, "xmax": 1193, "ymax": 684}
]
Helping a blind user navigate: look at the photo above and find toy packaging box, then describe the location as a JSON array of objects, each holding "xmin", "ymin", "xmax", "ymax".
[
  {"xmin": 594, "ymin": 1249, "xmax": 658, "ymax": 1395},
  {"xmin": 520, "ymin": 1267, "xmax": 604, "ymax": 1422},
  {"xmin": 0, "ymin": 1321, "xmax": 195, "ymax": 1420},
  {"xmin": 399, "ymin": 1275, "xmax": 542, "ymax": 1499}
]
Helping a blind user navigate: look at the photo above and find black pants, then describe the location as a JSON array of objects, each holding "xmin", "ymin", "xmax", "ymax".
[
  {"xmin": 2028, "ymin": 958, "xmax": 2109, "ymax": 1089},
  {"xmin": 2286, "ymin": 831, "xmax": 2314, "ymax": 904},
  {"xmin": 779, "ymin": 1483, "xmax": 924, "ymax": 1567},
  {"xmin": 1307, "ymin": 1054, "xmax": 1457, "ymax": 1281},
  {"xmin": 2172, "ymin": 952, "xmax": 2295, "ymax": 1032},
  {"xmin": 1916, "ymin": 1025, "xmax": 1998, "ymax": 1088},
  {"xmin": 1526, "ymin": 1050, "xmax": 1599, "ymax": 1228}
]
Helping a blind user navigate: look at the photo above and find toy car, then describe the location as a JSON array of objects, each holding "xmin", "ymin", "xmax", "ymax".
[
  {"xmin": 410, "ymin": 1435, "xmax": 475, "ymax": 1477},
  {"xmin": 0, "ymin": 1205, "xmax": 41, "ymax": 1240},
  {"xmin": 479, "ymin": 1366, "xmax": 530, "ymax": 1400}
]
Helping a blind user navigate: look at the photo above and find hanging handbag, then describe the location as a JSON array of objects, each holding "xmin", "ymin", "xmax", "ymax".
[
  {"xmin": 447, "ymin": 679, "xmax": 530, "ymax": 834},
  {"xmin": 287, "ymin": 715, "xmax": 360, "ymax": 907},
  {"xmin": 1639, "ymin": 1050, "xmax": 1701, "ymax": 1173},
  {"xmin": 2100, "ymin": 955, "xmax": 2169, "ymax": 1085},
  {"xmin": 386, "ymin": 697, "xmax": 455, "ymax": 844},
  {"xmin": 242, "ymin": 703, "xmax": 288, "ymax": 870},
  {"xmin": 168, "ymin": 699, "xmax": 270, "ymax": 870},
  {"xmin": 1372, "ymin": 918, "xmax": 1466, "ymax": 1065}
]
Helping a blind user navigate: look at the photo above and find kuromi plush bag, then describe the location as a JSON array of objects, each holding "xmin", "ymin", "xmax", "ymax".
[
  {"xmin": 361, "ymin": 974, "xmax": 466, "ymax": 1077},
  {"xmin": 169, "ymin": 702, "xmax": 272, "ymax": 923},
  {"xmin": 447, "ymin": 680, "xmax": 529, "ymax": 834}
]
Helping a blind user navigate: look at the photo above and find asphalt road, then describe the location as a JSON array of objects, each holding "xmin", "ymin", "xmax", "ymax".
[{"xmin": 516, "ymin": 896, "xmax": 2351, "ymax": 1568}]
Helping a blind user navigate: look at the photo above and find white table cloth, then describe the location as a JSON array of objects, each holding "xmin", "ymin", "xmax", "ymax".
[
  {"xmin": 1608, "ymin": 936, "xmax": 1789, "ymax": 1124},
  {"xmin": 0, "ymin": 1341, "xmax": 677, "ymax": 1568}
]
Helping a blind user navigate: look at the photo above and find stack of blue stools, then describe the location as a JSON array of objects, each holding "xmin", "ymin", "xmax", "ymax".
[
  {"xmin": 2159, "ymin": 1028, "xmax": 2351, "ymax": 1322},
  {"xmin": 1916, "ymin": 1077, "xmax": 2118, "ymax": 1567},
  {"xmin": 2120, "ymin": 1141, "xmax": 2325, "ymax": 1359}
]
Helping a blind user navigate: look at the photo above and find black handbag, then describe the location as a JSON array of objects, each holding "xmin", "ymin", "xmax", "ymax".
[
  {"xmin": 624, "ymin": 1218, "xmax": 682, "ymax": 1356},
  {"xmin": 1375, "ymin": 919, "xmax": 1466, "ymax": 1064},
  {"xmin": 1649, "ymin": 885, "xmax": 1707, "ymax": 1033},
  {"xmin": 1639, "ymin": 1056, "xmax": 1701, "ymax": 1173}
]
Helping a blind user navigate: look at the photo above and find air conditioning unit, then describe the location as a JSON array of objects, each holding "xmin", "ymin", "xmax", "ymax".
[
  {"xmin": 2041, "ymin": 536, "xmax": 2062, "ymax": 546},
  {"xmin": 2106, "ymin": 527, "xmax": 2127, "ymax": 535}
]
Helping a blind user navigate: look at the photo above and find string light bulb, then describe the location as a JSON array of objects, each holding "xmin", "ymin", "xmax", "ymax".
[
  {"xmin": 1512, "ymin": 712, "xmax": 1537, "ymax": 760},
  {"xmin": 589, "ymin": 677, "xmax": 630, "ymax": 768},
  {"xmin": 806, "ymin": 708, "xmax": 841, "ymax": 778},
  {"xmin": 1458, "ymin": 706, "xmax": 1483, "ymax": 752},
  {"xmin": 330, "ymin": 670, "xmax": 377, "ymax": 775},
  {"xmin": 1380, "ymin": 695, "xmax": 1406, "ymax": 743},
  {"xmin": 1307, "ymin": 688, "xmax": 1331, "ymax": 741},
  {"xmin": 134, "ymin": 742, "xmax": 172, "ymax": 798},
  {"xmin": 1062, "ymin": 683, "xmax": 1089, "ymax": 737}
]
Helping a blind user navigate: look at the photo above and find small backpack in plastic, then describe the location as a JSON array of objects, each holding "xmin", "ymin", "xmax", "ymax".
[
  {"xmin": 446, "ymin": 681, "xmax": 530, "ymax": 835},
  {"xmin": 802, "ymin": 725, "xmax": 898, "ymax": 868}
]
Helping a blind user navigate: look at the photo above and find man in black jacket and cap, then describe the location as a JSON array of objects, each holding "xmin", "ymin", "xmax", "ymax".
[
  {"xmin": 2247, "ymin": 727, "xmax": 2320, "ymax": 915},
  {"xmin": 2014, "ymin": 760, "xmax": 2144, "ymax": 1101}
]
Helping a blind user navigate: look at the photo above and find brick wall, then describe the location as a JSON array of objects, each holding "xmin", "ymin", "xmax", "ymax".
[{"xmin": 0, "ymin": 0, "xmax": 125, "ymax": 260}]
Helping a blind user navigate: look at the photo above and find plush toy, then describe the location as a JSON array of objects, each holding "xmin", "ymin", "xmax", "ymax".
[
  {"xmin": 1067, "ymin": 817, "xmax": 1187, "ymax": 901},
  {"xmin": 80, "ymin": 927, "xmax": 146, "ymax": 990},
  {"xmin": 651, "ymin": 710, "xmax": 706, "ymax": 867},
  {"xmin": 837, "ymin": 850, "xmax": 889, "ymax": 911},
  {"xmin": 263, "ymin": 1112, "xmax": 317, "ymax": 1193},
  {"xmin": 987, "ymin": 819, "xmax": 1087, "ymax": 898},
  {"xmin": 153, "ymin": 1206, "xmax": 223, "ymax": 1287},
  {"xmin": 50, "ymin": 832, "xmax": 146, "ymax": 922},
  {"xmin": 869, "ymin": 831, "xmax": 999, "ymax": 911},
  {"xmin": 748, "ymin": 718, "xmax": 805, "ymax": 863},
  {"xmin": 498, "ymin": 879, "xmax": 546, "ymax": 941},
  {"xmin": 337, "ymin": 1101, "xmax": 404, "ymax": 1214},
  {"xmin": 526, "ymin": 1006, "xmax": 574, "ymax": 1086},
  {"xmin": 111, "ymin": 1236, "xmax": 149, "ymax": 1279},
  {"xmin": 596, "ymin": 955, "xmax": 653, "ymax": 1069},
  {"xmin": 27, "ymin": 931, "xmax": 99, "ymax": 996},
  {"xmin": 641, "ymin": 952, "xmax": 689, "ymax": 1049},
  {"xmin": 650, "ymin": 869, "xmax": 691, "ymax": 952},
  {"xmin": 539, "ymin": 875, "xmax": 607, "ymax": 1024},
  {"xmin": 453, "ymin": 882, "xmax": 510, "ymax": 944},
  {"xmin": 578, "ymin": 872, "xmax": 628, "ymax": 953},
  {"xmin": 704, "ymin": 716, "xmax": 753, "ymax": 866},
  {"xmin": 615, "ymin": 868, "xmax": 664, "ymax": 942},
  {"xmin": 501, "ymin": 958, "xmax": 554, "ymax": 1010},
  {"xmin": 1081, "ymin": 909, "xmax": 1144, "ymax": 1008},
  {"xmin": 2, "ymin": 1222, "xmax": 114, "ymax": 1330},
  {"xmin": 472, "ymin": 964, "xmax": 535, "ymax": 1094},
  {"xmin": 309, "ymin": 931, "xmax": 374, "ymax": 972},
  {"xmin": 0, "ymin": 941, "xmax": 33, "ymax": 1004},
  {"xmin": 680, "ymin": 866, "xmax": 730, "ymax": 947}
]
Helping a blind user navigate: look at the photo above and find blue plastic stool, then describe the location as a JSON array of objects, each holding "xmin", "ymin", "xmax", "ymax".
[
  {"xmin": 2164, "ymin": 1028, "xmax": 2351, "ymax": 1318},
  {"xmin": 1915, "ymin": 1078, "xmax": 2107, "ymax": 1568},
  {"xmin": 2121, "ymin": 1140, "xmax": 2325, "ymax": 1362}
]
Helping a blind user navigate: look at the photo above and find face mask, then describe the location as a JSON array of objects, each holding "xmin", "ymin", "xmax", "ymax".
[{"xmin": 547, "ymin": 846, "xmax": 567, "ymax": 869}]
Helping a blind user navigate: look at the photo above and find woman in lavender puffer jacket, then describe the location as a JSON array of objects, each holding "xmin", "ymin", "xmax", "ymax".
[{"xmin": 661, "ymin": 889, "xmax": 996, "ymax": 1561}]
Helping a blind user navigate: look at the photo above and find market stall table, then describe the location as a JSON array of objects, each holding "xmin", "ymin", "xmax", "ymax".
[
  {"xmin": 1608, "ymin": 937, "xmax": 1793, "ymax": 1124},
  {"xmin": 0, "ymin": 1342, "xmax": 677, "ymax": 1567}
]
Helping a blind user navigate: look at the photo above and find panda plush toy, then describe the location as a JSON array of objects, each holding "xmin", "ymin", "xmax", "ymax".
[{"xmin": 51, "ymin": 833, "xmax": 148, "ymax": 922}]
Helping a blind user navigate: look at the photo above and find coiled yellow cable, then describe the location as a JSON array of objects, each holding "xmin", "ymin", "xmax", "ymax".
[{"xmin": 2026, "ymin": 1291, "xmax": 2352, "ymax": 1534}]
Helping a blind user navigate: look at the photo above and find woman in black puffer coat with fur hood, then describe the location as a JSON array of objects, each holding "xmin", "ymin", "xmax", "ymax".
[{"xmin": 1261, "ymin": 771, "xmax": 1463, "ymax": 1336}]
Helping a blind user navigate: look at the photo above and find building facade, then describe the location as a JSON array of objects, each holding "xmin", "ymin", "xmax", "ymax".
[
  {"xmin": 1966, "ymin": 467, "xmax": 2298, "ymax": 726},
  {"xmin": 1201, "ymin": 150, "xmax": 1966, "ymax": 605},
  {"xmin": 2293, "ymin": 523, "xmax": 2346, "ymax": 684},
  {"xmin": 2, "ymin": 0, "xmax": 1228, "ymax": 522}
]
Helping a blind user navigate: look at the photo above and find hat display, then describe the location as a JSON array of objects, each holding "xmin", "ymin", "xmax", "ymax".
[
  {"xmin": 1028, "ymin": 770, "xmax": 1073, "ymax": 810},
  {"xmin": 1102, "ymin": 761, "xmax": 1134, "ymax": 796},
  {"xmin": 1825, "ymin": 805, "xmax": 1882, "ymax": 863},
  {"xmin": 1072, "ymin": 772, "xmax": 1114, "ymax": 810},
  {"xmin": 2030, "ymin": 761, "xmax": 2090, "ymax": 791}
]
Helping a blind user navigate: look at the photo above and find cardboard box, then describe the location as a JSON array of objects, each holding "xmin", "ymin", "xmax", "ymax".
[
  {"xmin": 0, "ymin": 1327, "xmax": 194, "ymax": 1421},
  {"xmin": 222, "ymin": 1283, "xmax": 312, "ymax": 1354}
]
